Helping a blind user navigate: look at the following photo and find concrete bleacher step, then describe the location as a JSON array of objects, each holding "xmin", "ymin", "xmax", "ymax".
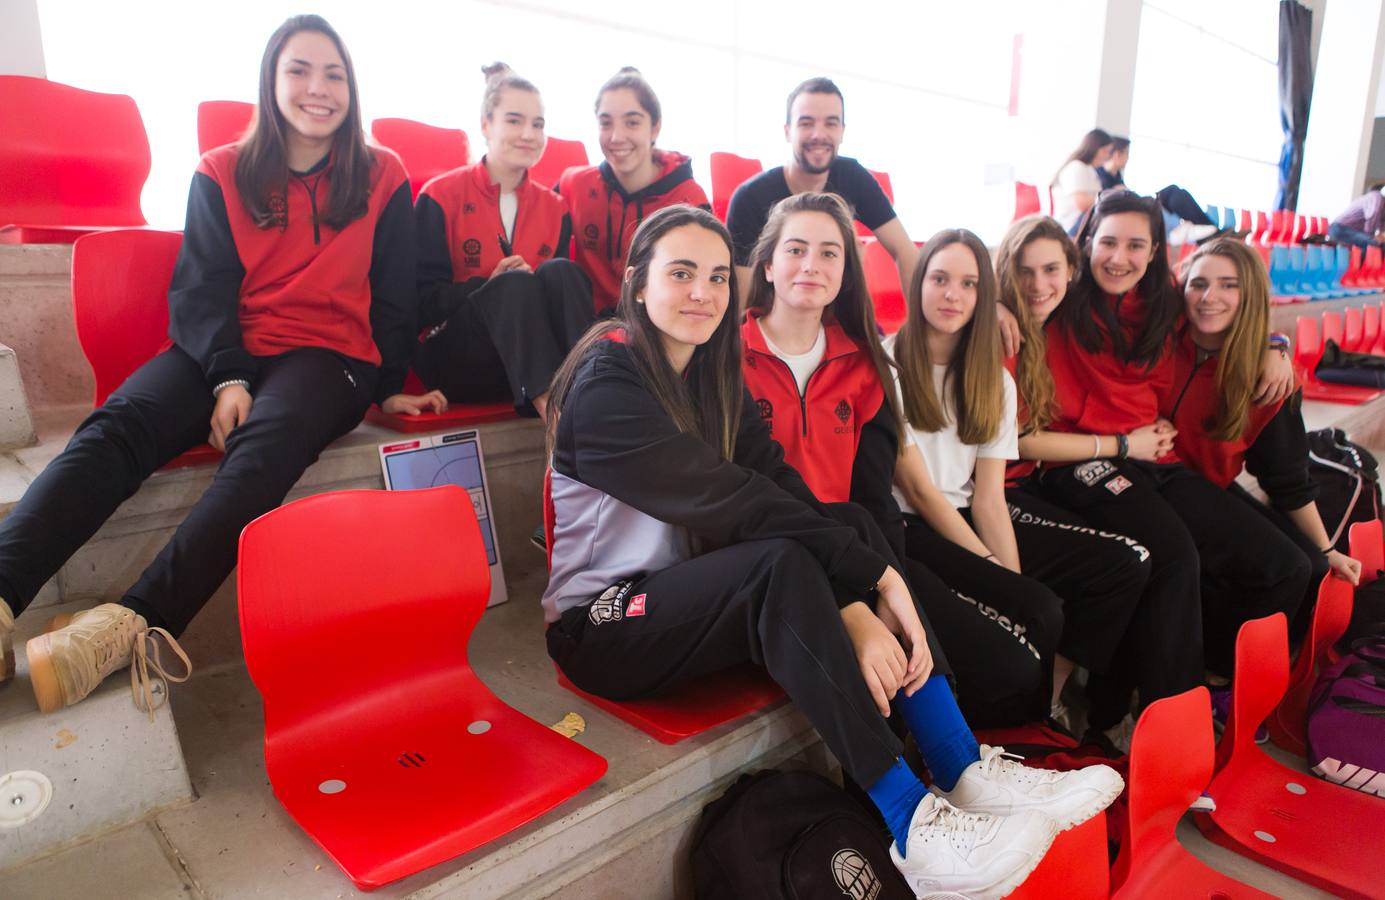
[
  {"xmin": 0, "ymin": 598, "xmax": 195, "ymax": 871},
  {"xmin": 0, "ymin": 344, "xmax": 36, "ymax": 451}
]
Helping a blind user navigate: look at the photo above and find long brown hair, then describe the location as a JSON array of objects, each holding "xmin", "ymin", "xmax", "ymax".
[
  {"xmin": 546, "ymin": 205, "xmax": 743, "ymax": 459},
  {"xmin": 1051, "ymin": 127, "xmax": 1112, "ymax": 186},
  {"xmin": 744, "ymin": 192, "xmax": 901, "ymax": 441},
  {"xmin": 895, "ymin": 230, "xmax": 1005, "ymax": 444},
  {"xmin": 995, "ymin": 215, "xmax": 1078, "ymax": 432},
  {"xmin": 1182, "ymin": 238, "xmax": 1272, "ymax": 441},
  {"xmin": 235, "ymin": 15, "xmax": 373, "ymax": 230}
]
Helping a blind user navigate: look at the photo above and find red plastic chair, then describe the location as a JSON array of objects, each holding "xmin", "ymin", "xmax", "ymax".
[
  {"xmin": 852, "ymin": 170, "xmax": 897, "ymax": 237},
  {"xmin": 1295, "ymin": 315, "xmax": 1383, "ymax": 405},
  {"xmin": 1292, "ymin": 213, "xmax": 1308, "ymax": 244},
  {"xmin": 1110, "ymin": 687, "xmax": 1274, "ymax": 899},
  {"xmin": 528, "ymin": 136, "xmax": 588, "ymax": 190},
  {"xmin": 196, "ymin": 100, "xmax": 254, "ymax": 154},
  {"xmin": 1344, "ymin": 306, "xmax": 1365, "ymax": 352},
  {"xmin": 1350, "ymin": 519, "xmax": 1382, "ymax": 584},
  {"xmin": 1195, "ymin": 614, "xmax": 1385, "ymax": 899},
  {"xmin": 861, "ymin": 237, "xmax": 907, "ymax": 334},
  {"xmin": 1361, "ymin": 305, "xmax": 1381, "ymax": 356},
  {"xmin": 70, "ymin": 230, "xmax": 220, "ymax": 469},
  {"xmin": 369, "ymin": 118, "xmax": 470, "ymax": 200},
  {"xmin": 1006, "ymin": 812, "xmax": 1109, "ymax": 899},
  {"xmin": 237, "ymin": 487, "xmax": 606, "ymax": 890},
  {"xmin": 1251, "ymin": 210, "xmax": 1269, "ymax": 245},
  {"xmin": 709, "ymin": 152, "xmax": 763, "ymax": 222},
  {"xmin": 542, "ymin": 470, "xmax": 785, "ymax": 743},
  {"xmin": 0, "ymin": 75, "xmax": 149, "ymax": 243},
  {"xmin": 1238, "ymin": 208, "xmax": 1252, "ymax": 236},
  {"xmin": 1265, "ymin": 575, "xmax": 1353, "ymax": 755},
  {"xmin": 1013, "ymin": 183, "xmax": 1041, "ymax": 221}
]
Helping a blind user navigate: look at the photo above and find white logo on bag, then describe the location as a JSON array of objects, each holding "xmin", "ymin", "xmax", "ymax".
[{"xmin": 831, "ymin": 848, "xmax": 881, "ymax": 900}]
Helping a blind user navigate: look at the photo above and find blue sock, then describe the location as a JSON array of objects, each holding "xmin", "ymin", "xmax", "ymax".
[
  {"xmin": 898, "ymin": 675, "xmax": 980, "ymax": 792},
  {"xmin": 866, "ymin": 757, "xmax": 929, "ymax": 853}
]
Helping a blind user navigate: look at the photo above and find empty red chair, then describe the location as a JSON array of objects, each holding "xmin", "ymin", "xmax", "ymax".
[
  {"xmin": 1110, "ymin": 687, "xmax": 1274, "ymax": 899},
  {"xmin": 1292, "ymin": 213, "xmax": 1308, "ymax": 244},
  {"xmin": 70, "ymin": 230, "xmax": 220, "ymax": 468},
  {"xmin": 1362, "ymin": 245, "xmax": 1384, "ymax": 288},
  {"xmin": 0, "ymin": 75, "xmax": 150, "ymax": 244},
  {"xmin": 1344, "ymin": 306, "xmax": 1365, "ymax": 351},
  {"xmin": 853, "ymin": 170, "xmax": 897, "ymax": 237},
  {"xmin": 1350, "ymin": 519, "xmax": 1383, "ymax": 584},
  {"xmin": 1196, "ymin": 614, "xmax": 1385, "ymax": 899},
  {"xmin": 369, "ymin": 118, "xmax": 469, "ymax": 200},
  {"xmin": 1013, "ymin": 183, "xmax": 1041, "ymax": 221},
  {"xmin": 196, "ymin": 100, "xmax": 254, "ymax": 154},
  {"xmin": 1266, "ymin": 575, "xmax": 1353, "ymax": 754},
  {"xmin": 528, "ymin": 136, "xmax": 588, "ymax": 190},
  {"xmin": 1341, "ymin": 246, "xmax": 1365, "ymax": 287},
  {"xmin": 1323, "ymin": 310, "xmax": 1344, "ymax": 348},
  {"xmin": 1251, "ymin": 210, "xmax": 1269, "ymax": 244},
  {"xmin": 238, "ymin": 487, "xmax": 606, "ymax": 890},
  {"xmin": 1238, "ymin": 207, "xmax": 1252, "ymax": 236},
  {"xmin": 860, "ymin": 237, "xmax": 906, "ymax": 334},
  {"xmin": 709, "ymin": 152, "xmax": 763, "ymax": 222},
  {"xmin": 1362, "ymin": 305, "xmax": 1381, "ymax": 355},
  {"xmin": 542, "ymin": 470, "xmax": 784, "ymax": 743}
]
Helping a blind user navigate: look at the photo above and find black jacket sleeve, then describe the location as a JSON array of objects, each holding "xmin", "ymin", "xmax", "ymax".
[
  {"xmin": 850, "ymin": 402, "xmax": 908, "ymax": 559},
  {"xmin": 414, "ymin": 192, "xmax": 486, "ymax": 330},
  {"xmin": 167, "ymin": 171, "xmax": 252, "ymax": 389},
  {"xmin": 560, "ymin": 351, "xmax": 888, "ymax": 592},
  {"xmin": 369, "ymin": 180, "xmax": 420, "ymax": 401},
  {"xmin": 1244, "ymin": 392, "xmax": 1320, "ymax": 511},
  {"xmin": 556, "ymin": 213, "xmax": 573, "ymax": 260}
]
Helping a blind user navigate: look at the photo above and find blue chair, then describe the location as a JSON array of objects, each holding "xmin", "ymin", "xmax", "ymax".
[
  {"xmin": 1221, "ymin": 207, "xmax": 1237, "ymax": 231},
  {"xmin": 1269, "ymin": 246, "xmax": 1292, "ymax": 300},
  {"xmin": 1205, "ymin": 205, "xmax": 1220, "ymax": 229}
]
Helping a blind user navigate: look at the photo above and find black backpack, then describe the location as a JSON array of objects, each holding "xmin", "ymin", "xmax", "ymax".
[
  {"xmin": 1306, "ymin": 428, "xmax": 1381, "ymax": 553},
  {"xmin": 690, "ymin": 769, "xmax": 914, "ymax": 900}
]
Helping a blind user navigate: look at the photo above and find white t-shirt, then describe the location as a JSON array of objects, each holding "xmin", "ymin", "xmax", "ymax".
[
  {"xmin": 884, "ymin": 334, "xmax": 1018, "ymax": 511},
  {"xmin": 758, "ymin": 319, "xmax": 826, "ymax": 395},
  {"xmin": 499, "ymin": 190, "xmax": 518, "ymax": 243},
  {"xmin": 1051, "ymin": 159, "xmax": 1101, "ymax": 232}
]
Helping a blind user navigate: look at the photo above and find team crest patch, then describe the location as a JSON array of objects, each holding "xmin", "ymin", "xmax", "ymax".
[
  {"xmin": 626, "ymin": 594, "xmax": 648, "ymax": 617},
  {"xmin": 463, "ymin": 202, "xmax": 477, "ymax": 214},
  {"xmin": 834, "ymin": 400, "xmax": 851, "ymax": 423},
  {"xmin": 1105, "ymin": 475, "xmax": 1133, "ymax": 495},
  {"xmin": 1074, "ymin": 460, "xmax": 1116, "ymax": 487},
  {"xmin": 538, "ymin": 243, "xmax": 553, "ymax": 257},
  {"xmin": 587, "ymin": 579, "xmax": 637, "ymax": 626},
  {"xmin": 462, "ymin": 238, "xmax": 482, "ymax": 256}
]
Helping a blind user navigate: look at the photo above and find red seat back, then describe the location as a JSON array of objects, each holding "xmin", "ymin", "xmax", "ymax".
[
  {"xmin": 861, "ymin": 237, "xmax": 906, "ymax": 333},
  {"xmin": 1215, "ymin": 614, "xmax": 1289, "ymax": 774},
  {"xmin": 529, "ymin": 136, "xmax": 588, "ymax": 190},
  {"xmin": 1344, "ymin": 306, "xmax": 1364, "ymax": 352},
  {"xmin": 1322, "ymin": 310, "xmax": 1344, "ymax": 348},
  {"xmin": 71, "ymin": 229, "xmax": 183, "ymax": 406},
  {"xmin": 1239, "ymin": 208, "xmax": 1252, "ymax": 235},
  {"xmin": 853, "ymin": 170, "xmax": 896, "ymax": 237},
  {"xmin": 709, "ymin": 152, "xmax": 763, "ymax": 222},
  {"xmin": 196, "ymin": 100, "xmax": 254, "ymax": 154},
  {"xmin": 1293, "ymin": 315, "xmax": 1321, "ymax": 374},
  {"xmin": 369, "ymin": 118, "xmax": 470, "ymax": 200},
  {"xmin": 1362, "ymin": 305, "xmax": 1381, "ymax": 355},
  {"xmin": 1252, "ymin": 210, "xmax": 1269, "ymax": 244},
  {"xmin": 1268, "ymin": 575, "xmax": 1354, "ymax": 753},
  {"xmin": 0, "ymin": 75, "xmax": 149, "ymax": 230},
  {"xmin": 1111, "ymin": 687, "xmax": 1213, "ymax": 892},
  {"xmin": 1350, "ymin": 519, "xmax": 1383, "ymax": 584},
  {"xmin": 1013, "ymin": 183, "xmax": 1041, "ymax": 221}
]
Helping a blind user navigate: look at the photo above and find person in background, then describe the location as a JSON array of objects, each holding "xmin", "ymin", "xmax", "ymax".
[
  {"xmin": 1327, "ymin": 183, "xmax": 1385, "ymax": 252},
  {"xmin": 1050, "ymin": 128, "xmax": 1113, "ymax": 235},
  {"xmin": 1098, "ymin": 136, "xmax": 1218, "ymax": 245}
]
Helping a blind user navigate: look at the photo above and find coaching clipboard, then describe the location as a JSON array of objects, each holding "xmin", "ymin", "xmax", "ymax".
[{"xmin": 378, "ymin": 429, "xmax": 508, "ymax": 607}]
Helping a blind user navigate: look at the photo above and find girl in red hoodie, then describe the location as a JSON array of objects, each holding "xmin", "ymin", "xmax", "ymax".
[
  {"xmin": 557, "ymin": 67, "xmax": 711, "ymax": 315},
  {"xmin": 1167, "ymin": 238, "xmax": 1361, "ymax": 629},
  {"xmin": 1035, "ymin": 191, "xmax": 1299, "ymax": 732},
  {"xmin": 2, "ymin": 15, "xmax": 440, "ymax": 714},
  {"xmin": 414, "ymin": 63, "xmax": 592, "ymax": 420},
  {"xmin": 740, "ymin": 192, "xmax": 1047, "ymax": 727}
]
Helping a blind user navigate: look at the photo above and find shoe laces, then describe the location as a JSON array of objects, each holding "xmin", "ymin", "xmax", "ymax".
[
  {"xmin": 912, "ymin": 793, "xmax": 990, "ymax": 845},
  {"xmin": 129, "ymin": 627, "xmax": 192, "ymax": 720},
  {"xmin": 975, "ymin": 745, "xmax": 1052, "ymax": 786}
]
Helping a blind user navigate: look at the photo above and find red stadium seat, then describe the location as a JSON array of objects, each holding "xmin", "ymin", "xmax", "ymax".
[
  {"xmin": 860, "ymin": 237, "xmax": 907, "ymax": 334},
  {"xmin": 1266, "ymin": 575, "xmax": 1352, "ymax": 755},
  {"xmin": 1361, "ymin": 305, "xmax": 1381, "ymax": 356},
  {"xmin": 1196, "ymin": 614, "xmax": 1385, "ymax": 899},
  {"xmin": 369, "ymin": 118, "xmax": 470, "ymax": 200},
  {"xmin": 1006, "ymin": 812, "xmax": 1109, "ymax": 900},
  {"xmin": 853, "ymin": 170, "xmax": 896, "ymax": 237},
  {"xmin": 542, "ymin": 469, "xmax": 785, "ymax": 743},
  {"xmin": 1110, "ymin": 687, "xmax": 1273, "ymax": 899},
  {"xmin": 364, "ymin": 400, "xmax": 518, "ymax": 433},
  {"xmin": 1341, "ymin": 246, "xmax": 1364, "ymax": 288},
  {"xmin": 0, "ymin": 75, "xmax": 150, "ymax": 243},
  {"xmin": 1239, "ymin": 208, "xmax": 1252, "ymax": 236},
  {"xmin": 529, "ymin": 136, "xmax": 588, "ymax": 190},
  {"xmin": 1350, "ymin": 519, "xmax": 1382, "ymax": 584},
  {"xmin": 237, "ymin": 487, "xmax": 606, "ymax": 890},
  {"xmin": 1295, "ymin": 314, "xmax": 1383, "ymax": 405},
  {"xmin": 1251, "ymin": 210, "xmax": 1269, "ymax": 245},
  {"xmin": 196, "ymin": 100, "xmax": 254, "ymax": 154},
  {"xmin": 1344, "ymin": 306, "xmax": 1365, "ymax": 352},
  {"xmin": 709, "ymin": 152, "xmax": 763, "ymax": 222},
  {"xmin": 1014, "ymin": 183, "xmax": 1042, "ymax": 221},
  {"xmin": 70, "ymin": 229, "xmax": 220, "ymax": 469},
  {"xmin": 1292, "ymin": 213, "xmax": 1308, "ymax": 244}
]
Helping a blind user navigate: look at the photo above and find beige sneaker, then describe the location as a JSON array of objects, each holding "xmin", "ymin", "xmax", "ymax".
[
  {"xmin": 26, "ymin": 603, "xmax": 190, "ymax": 715},
  {"xmin": 0, "ymin": 598, "xmax": 14, "ymax": 684}
]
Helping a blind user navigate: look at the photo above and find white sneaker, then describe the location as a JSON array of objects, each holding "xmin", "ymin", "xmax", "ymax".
[
  {"xmin": 934, "ymin": 745, "xmax": 1124, "ymax": 832},
  {"xmin": 888, "ymin": 792, "xmax": 1057, "ymax": 900}
]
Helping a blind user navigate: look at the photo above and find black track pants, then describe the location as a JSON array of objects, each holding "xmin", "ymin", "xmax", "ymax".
[
  {"xmin": 1226, "ymin": 482, "xmax": 1328, "ymax": 640},
  {"xmin": 0, "ymin": 345, "xmax": 375, "ymax": 634},
  {"xmin": 417, "ymin": 258, "xmax": 593, "ymax": 411},
  {"xmin": 547, "ymin": 503, "xmax": 948, "ymax": 788}
]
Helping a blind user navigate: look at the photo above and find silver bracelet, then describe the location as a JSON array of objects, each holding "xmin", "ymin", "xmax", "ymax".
[
  {"xmin": 212, "ymin": 379, "xmax": 250, "ymax": 397},
  {"xmin": 1091, "ymin": 434, "xmax": 1102, "ymax": 459}
]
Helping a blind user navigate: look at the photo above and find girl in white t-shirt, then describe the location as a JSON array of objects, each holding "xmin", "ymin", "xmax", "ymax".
[
  {"xmin": 1050, "ymin": 128, "xmax": 1113, "ymax": 234},
  {"xmin": 889, "ymin": 229, "xmax": 1091, "ymax": 725}
]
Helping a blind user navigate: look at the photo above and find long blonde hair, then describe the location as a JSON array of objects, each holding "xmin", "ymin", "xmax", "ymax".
[
  {"xmin": 994, "ymin": 216, "xmax": 1078, "ymax": 433},
  {"xmin": 1182, "ymin": 238, "xmax": 1271, "ymax": 441},
  {"xmin": 895, "ymin": 230, "xmax": 1005, "ymax": 444}
]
